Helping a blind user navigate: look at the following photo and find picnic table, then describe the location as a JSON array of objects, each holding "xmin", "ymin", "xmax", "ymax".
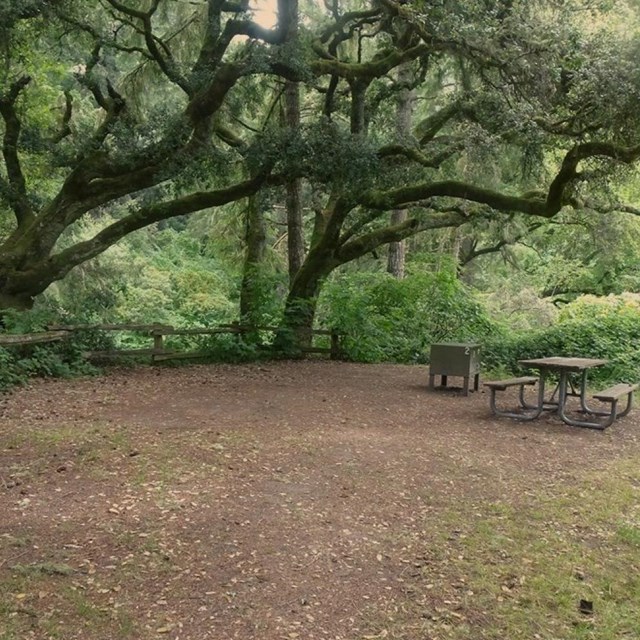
[{"xmin": 485, "ymin": 357, "xmax": 638, "ymax": 430}]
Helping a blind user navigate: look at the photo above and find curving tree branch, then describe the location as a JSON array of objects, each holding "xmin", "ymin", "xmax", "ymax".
[
  {"xmin": 359, "ymin": 180, "xmax": 549, "ymax": 216},
  {"xmin": 310, "ymin": 43, "xmax": 429, "ymax": 80},
  {"xmin": 52, "ymin": 91, "xmax": 74, "ymax": 144},
  {"xmin": 103, "ymin": 0, "xmax": 192, "ymax": 94},
  {"xmin": 47, "ymin": 172, "xmax": 274, "ymax": 281},
  {"xmin": 337, "ymin": 211, "xmax": 467, "ymax": 264},
  {"xmin": 547, "ymin": 142, "xmax": 640, "ymax": 213},
  {"xmin": 0, "ymin": 76, "xmax": 34, "ymax": 228},
  {"xmin": 358, "ymin": 140, "xmax": 640, "ymax": 222},
  {"xmin": 377, "ymin": 141, "xmax": 463, "ymax": 169}
]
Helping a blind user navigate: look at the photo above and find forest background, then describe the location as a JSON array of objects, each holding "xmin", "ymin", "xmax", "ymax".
[{"xmin": 2, "ymin": 0, "xmax": 640, "ymax": 389}]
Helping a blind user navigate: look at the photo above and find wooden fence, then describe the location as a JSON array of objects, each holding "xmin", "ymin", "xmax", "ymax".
[
  {"xmin": 0, "ymin": 323, "xmax": 343, "ymax": 361},
  {"xmin": 0, "ymin": 330, "xmax": 70, "ymax": 347}
]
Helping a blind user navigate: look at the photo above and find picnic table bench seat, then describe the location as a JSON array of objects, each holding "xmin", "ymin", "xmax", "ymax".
[
  {"xmin": 593, "ymin": 382, "xmax": 639, "ymax": 403},
  {"xmin": 581, "ymin": 382, "xmax": 640, "ymax": 427},
  {"xmin": 484, "ymin": 376, "xmax": 538, "ymax": 391},
  {"xmin": 483, "ymin": 376, "xmax": 543, "ymax": 421}
]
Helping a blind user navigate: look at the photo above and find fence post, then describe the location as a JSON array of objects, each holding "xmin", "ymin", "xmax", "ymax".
[
  {"xmin": 330, "ymin": 330, "xmax": 341, "ymax": 360},
  {"xmin": 152, "ymin": 328, "xmax": 165, "ymax": 364}
]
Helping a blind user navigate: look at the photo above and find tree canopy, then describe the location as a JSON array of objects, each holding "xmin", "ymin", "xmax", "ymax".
[{"xmin": 1, "ymin": 0, "xmax": 640, "ymax": 334}]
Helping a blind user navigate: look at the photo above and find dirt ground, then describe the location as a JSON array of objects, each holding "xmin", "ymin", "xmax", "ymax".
[{"xmin": 1, "ymin": 361, "xmax": 639, "ymax": 640}]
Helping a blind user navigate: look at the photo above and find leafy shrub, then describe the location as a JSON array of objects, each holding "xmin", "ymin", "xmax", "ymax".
[
  {"xmin": 482, "ymin": 294, "xmax": 640, "ymax": 386},
  {"xmin": 0, "ymin": 310, "xmax": 106, "ymax": 392},
  {"xmin": 317, "ymin": 270, "xmax": 501, "ymax": 363},
  {"xmin": 192, "ymin": 333, "xmax": 264, "ymax": 363},
  {"xmin": 0, "ymin": 348, "xmax": 25, "ymax": 391},
  {"xmin": 481, "ymin": 285, "xmax": 558, "ymax": 332},
  {"xmin": 46, "ymin": 223, "xmax": 242, "ymax": 331},
  {"xmin": 238, "ymin": 266, "xmax": 289, "ymax": 328}
]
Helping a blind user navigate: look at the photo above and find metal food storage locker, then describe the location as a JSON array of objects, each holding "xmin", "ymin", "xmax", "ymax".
[{"xmin": 428, "ymin": 342, "xmax": 481, "ymax": 396}]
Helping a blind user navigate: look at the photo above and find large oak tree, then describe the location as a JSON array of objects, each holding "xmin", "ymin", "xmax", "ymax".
[{"xmin": 1, "ymin": 0, "xmax": 640, "ymax": 342}]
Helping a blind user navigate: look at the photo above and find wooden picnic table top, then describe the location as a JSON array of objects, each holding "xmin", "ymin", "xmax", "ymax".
[{"xmin": 518, "ymin": 357, "xmax": 609, "ymax": 372}]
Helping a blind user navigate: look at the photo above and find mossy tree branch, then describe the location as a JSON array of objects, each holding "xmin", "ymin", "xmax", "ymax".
[{"xmin": 0, "ymin": 76, "xmax": 34, "ymax": 229}]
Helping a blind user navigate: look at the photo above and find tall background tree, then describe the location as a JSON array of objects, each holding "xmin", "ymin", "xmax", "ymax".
[{"xmin": 386, "ymin": 61, "xmax": 415, "ymax": 279}]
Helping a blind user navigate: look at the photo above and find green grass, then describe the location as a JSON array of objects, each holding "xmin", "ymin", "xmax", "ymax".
[
  {"xmin": 617, "ymin": 525, "xmax": 640, "ymax": 547},
  {"xmin": 12, "ymin": 563, "xmax": 76, "ymax": 577},
  {"xmin": 362, "ymin": 458, "xmax": 640, "ymax": 640},
  {"xmin": 0, "ymin": 567, "xmax": 139, "ymax": 640}
]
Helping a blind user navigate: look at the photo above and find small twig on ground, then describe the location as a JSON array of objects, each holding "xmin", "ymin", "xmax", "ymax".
[
  {"xmin": 296, "ymin": 552, "xmax": 324, "ymax": 570},
  {"xmin": 0, "ymin": 550, "xmax": 30, "ymax": 569}
]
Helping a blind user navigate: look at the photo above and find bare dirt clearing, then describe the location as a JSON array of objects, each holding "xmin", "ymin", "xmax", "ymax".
[{"xmin": 1, "ymin": 361, "xmax": 639, "ymax": 639}]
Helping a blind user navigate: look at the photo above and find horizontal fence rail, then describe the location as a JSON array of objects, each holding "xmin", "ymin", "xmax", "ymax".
[
  {"xmin": 0, "ymin": 330, "xmax": 70, "ymax": 346},
  {"xmin": 0, "ymin": 323, "xmax": 344, "ymax": 361}
]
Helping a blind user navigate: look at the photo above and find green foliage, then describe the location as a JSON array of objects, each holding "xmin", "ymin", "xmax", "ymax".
[
  {"xmin": 483, "ymin": 294, "xmax": 640, "ymax": 385},
  {"xmin": 47, "ymin": 221, "xmax": 240, "ymax": 330},
  {"xmin": 518, "ymin": 211, "xmax": 640, "ymax": 299},
  {"xmin": 0, "ymin": 348, "xmax": 25, "ymax": 391},
  {"xmin": 318, "ymin": 268, "xmax": 500, "ymax": 363},
  {"xmin": 182, "ymin": 333, "xmax": 263, "ymax": 363},
  {"xmin": 2, "ymin": 306, "xmax": 58, "ymax": 334},
  {"xmin": 249, "ymin": 120, "xmax": 381, "ymax": 192},
  {"xmin": 0, "ymin": 309, "xmax": 106, "ymax": 392},
  {"xmin": 240, "ymin": 268, "xmax": 288, "ymax": 327},
  {"xmin": 481, "ymin": 285, "xmax": 558, "ymax": 332}
]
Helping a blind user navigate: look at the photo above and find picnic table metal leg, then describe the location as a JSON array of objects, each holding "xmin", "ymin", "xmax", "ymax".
[
  {"xmin": 529, "ymin": 374, "xmax": 546, "ymax": 418},
  {"xmin": 576, "ymin": 371, "xmax": 601, "ymax": 414},
  {"xmin": 544, "ymin": 381, "xmax": 560, "ymax": 409},
  {"xmin": 557, "ymin": 371, "xmax": 618, "ymax": 429},
  {"xmin": 490, "ymin": 378, "xmax": 546, "ymax": 421},
  {"xmin": 616, "ymin": 393, "xmax": 634, "ymax": 418},
  {"xmin": 519, "ymin": 371, "xmax": 548, "ymax": 411},
  {"xmin": 559, "ymin": 401, "xmax": 617, "ymax": 429},
  {"xmin": 558, "ymin": 371, "xmax": 568, "ymax": 411},
  {"xmin": 522, "ymin": 375, "xmax": 559, "ymax": 411},
  {"xmin": 576, "ymin": 370, "xmax": 630, "ymax": 417},
  {"xmin": 519, "ymin": 381, "xmax": 533, "ymax": 408},
  {"xmin": 581, "ymin": 390, "xmax": 634, "ymax": 418}
]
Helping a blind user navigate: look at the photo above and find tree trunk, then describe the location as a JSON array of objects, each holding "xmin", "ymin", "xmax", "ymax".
[
  {"xmin": 0, "ymin": 290, "xmax": 34, "ymax": 313},
  {"xmin": 281, "ymin": 0, "xmax": 305, "ymax": 284},
  {"xmin": 0, "ymin": 250, "xmax": 61, "ymax": 313},
  {"xmin": 239, "ymin": 191, "xmax": 267, "ymax": 324},
  {"xmin": 275, "ymin": 246, "xmax": 338, "ymax": 353},
  {"xmin": 387, "ymin": 63, "xmax": 415, "ymax": 279},
  {"xmin": 284, "ymin": 80, "xmax": 305, "ymax": 283},
  {"xmin": 386, "ymin": 217, "xmax": 407, "ymax": 278},
  {"xmin": 349, "ymin": 79, "xmax": 369, "ymax": 135},
  {"xmin": 451, "ymin": 227, "xmax": 464, "ymax": 275}
]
